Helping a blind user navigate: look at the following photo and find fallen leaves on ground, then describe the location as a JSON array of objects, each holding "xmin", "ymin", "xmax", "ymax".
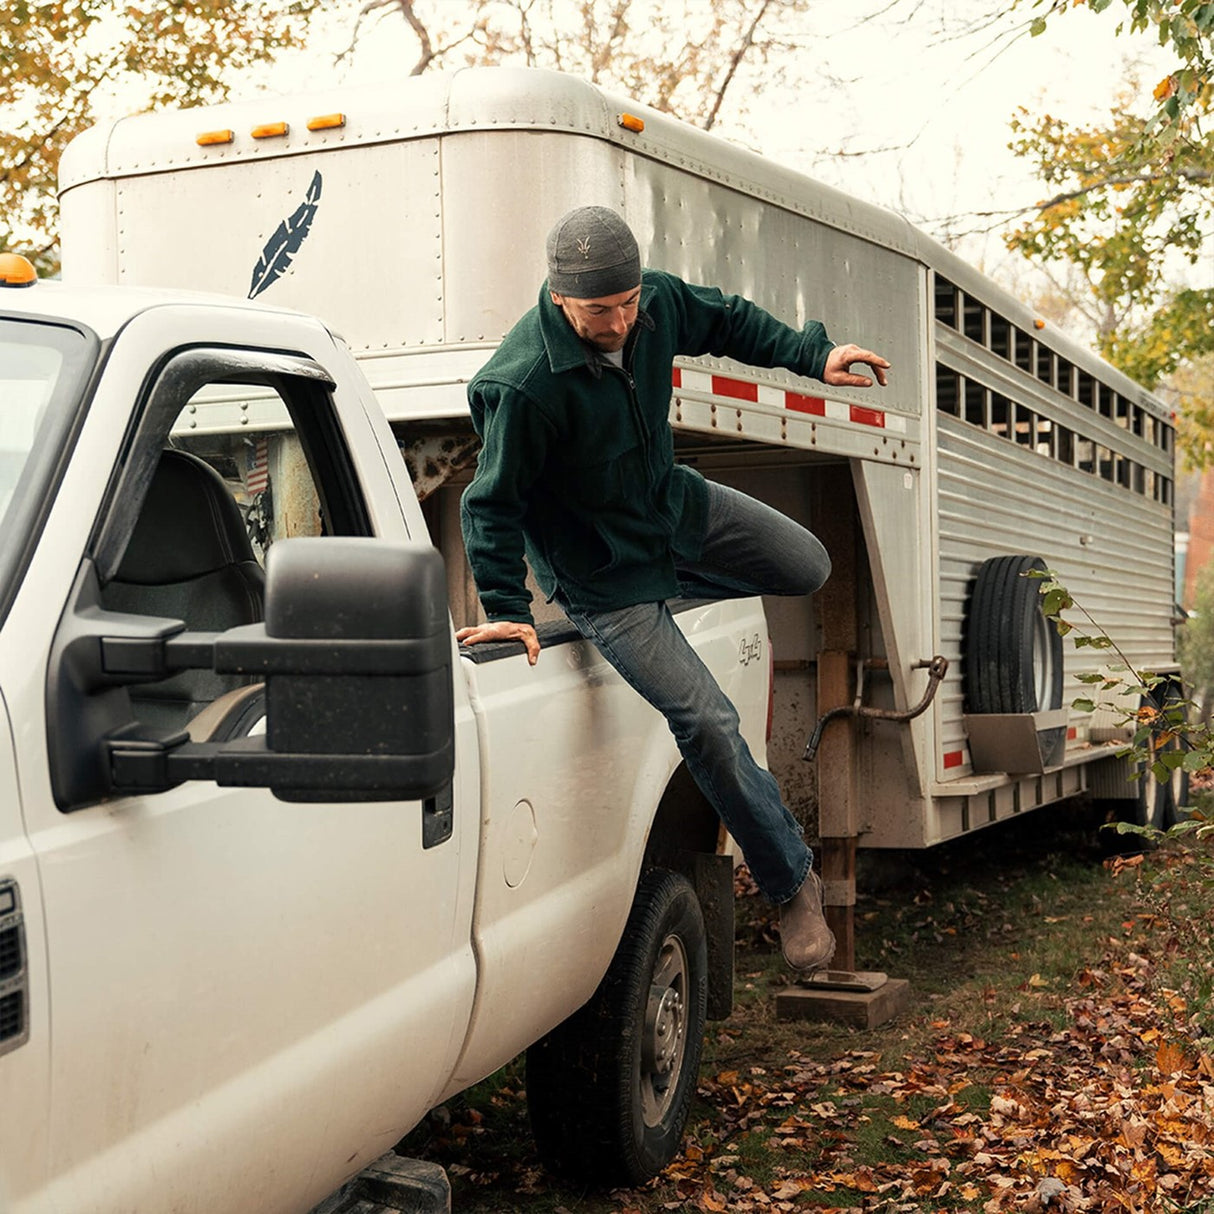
[
  {"xmin": 677, "ymin": 864, "xmax": 1214, "ymax": 1212},
  {"xmin": 405, "ymin": 839, "xmax": 1214, "ymax": 1213}
]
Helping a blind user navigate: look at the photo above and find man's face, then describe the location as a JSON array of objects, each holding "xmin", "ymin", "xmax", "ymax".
[{"xmin": 550, "ymin": 285, "xmax": 641, "ymax": 353}]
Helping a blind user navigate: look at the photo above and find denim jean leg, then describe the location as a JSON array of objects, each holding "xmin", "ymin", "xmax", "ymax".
[
  {"xmin": 676, "ymin": 480, "xmax": 831, "ymax": 601},
  {"xmin": 567, "ymin": 599, "xmax": 811, "ymax": 904}
]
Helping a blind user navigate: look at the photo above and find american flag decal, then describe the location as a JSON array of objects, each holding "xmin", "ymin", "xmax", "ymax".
[{"xmin": 245, "ymin": 437, "xmax": 269, "ymax": 495}]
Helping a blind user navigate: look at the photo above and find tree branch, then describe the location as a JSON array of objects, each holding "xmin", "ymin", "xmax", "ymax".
[
  {"xmin": 336, "ymin": 0, "xmax": 485, "ymax": 75},
  {"xmin": 398, "ymin": 0, "xmax": 437, "ymax": 74},
  {"xmin": 335, "ymin": 0, "xmax": 399, "ymax": 66},
  {"xmin": 703, "ymin": 0, "xmax": 771, "ymax": 132},
  {"xmin": 1036, "ymin": 168, "xmax": 1213, "ymax": 212}
]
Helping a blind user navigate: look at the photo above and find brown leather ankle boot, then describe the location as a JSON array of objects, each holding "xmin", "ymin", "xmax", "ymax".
[{"xmin": 779, "ymin": 870, "xmax": 836, "ymax": 972}]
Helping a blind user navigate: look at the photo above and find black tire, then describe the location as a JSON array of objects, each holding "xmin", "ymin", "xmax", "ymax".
[
  {"xmin": 526, "ymin": 869, "xmax": 708, "ymax": 1186},
  {"xmin": 964, "ymin": 555, "xmax": 1065, "ymax": 765}
]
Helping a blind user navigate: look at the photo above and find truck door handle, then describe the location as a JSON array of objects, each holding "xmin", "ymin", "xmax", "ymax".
[{"xmin": 0, "ymin": 878, "xmax": 29, "ymax": 1057}]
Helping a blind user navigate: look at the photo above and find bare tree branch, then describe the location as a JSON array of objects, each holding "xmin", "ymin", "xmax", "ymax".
[
  {"xmin": 703, "ymin": 0, "xmax": 771, "ymax": 132},
  {"xmin": 1035, "ymin": 168, "xmax": 1214, "ymax": 212},
  {"xmin": 336, "ymin": 0, "xmax": 483, "ymax": 74},
  {"xmin": 398, "ymin": 0, "xmax": 437, "ymax": 74},
  {"xmin": 335, "ymin": 0, "xmax": 398, "ymax": 66}
]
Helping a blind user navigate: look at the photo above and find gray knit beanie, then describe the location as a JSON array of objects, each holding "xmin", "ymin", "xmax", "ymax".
[{"xmin": 546, "ymin": 206, "xmax": 641, "ymax": 299}]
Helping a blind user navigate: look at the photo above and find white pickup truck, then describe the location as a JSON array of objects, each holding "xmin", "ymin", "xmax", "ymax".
[{"xmin": 0, "ymin": 257, "xmax": 772, "ymax": 1213}]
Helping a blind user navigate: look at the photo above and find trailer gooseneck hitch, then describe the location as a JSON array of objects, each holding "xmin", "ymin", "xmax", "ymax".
[{"xmin": 802, "ymin": 655, "xmax": 949, "ymax": 763}]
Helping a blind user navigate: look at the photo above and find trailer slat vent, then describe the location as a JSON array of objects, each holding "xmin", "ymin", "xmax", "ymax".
[
  {"xmin": 962, "ymin": 296, "xmax": 985, "ymax": 343},
  {"xmin": 936, "ymin": 368, "xmax": 1170, "ymax": 504},
  {"xmin": 934, "ymin": 276, "xmax": 958, "ymax": 328}
]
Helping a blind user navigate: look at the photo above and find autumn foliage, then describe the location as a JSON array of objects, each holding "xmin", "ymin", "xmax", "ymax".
[
  {"xmin": 0, "ymin": 0, "xmax": 321, "ymax": 270},
  {"xmin": 1007, "ymin": 0, "xmax": 1214, "ymax": 462},
  {"xmin": 403, "ymin": 823, "xmax": 1214, "ymax": 1213}
]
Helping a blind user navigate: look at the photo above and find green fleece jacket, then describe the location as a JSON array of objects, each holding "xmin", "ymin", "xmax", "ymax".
[{"xmin": 460, "ymin": 268, "xmax": 835, "ymax": 623}]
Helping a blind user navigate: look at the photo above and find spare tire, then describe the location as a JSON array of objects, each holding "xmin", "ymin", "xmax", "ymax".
[{"xmin": 964, "ymin": 555, "xmax": 1066, "ymax": 765}]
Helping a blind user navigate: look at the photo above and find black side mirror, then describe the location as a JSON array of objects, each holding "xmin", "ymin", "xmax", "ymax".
[{"xmin": 48, "ymin": 539, "xmax": 454, "ymax": 810}]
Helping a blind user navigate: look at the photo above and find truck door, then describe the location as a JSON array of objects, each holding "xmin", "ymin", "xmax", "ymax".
[
  {"xmin": 0, "ymin": 692, "xmax": 50, "ymax": 1211},
  {"xmin": 9, "ymin": 314, "xmax": 477, "ymax": 1214}
]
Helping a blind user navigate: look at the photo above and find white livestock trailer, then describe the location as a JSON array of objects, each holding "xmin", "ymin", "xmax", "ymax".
[{"xmin": 58, "ymin": 66, "xmax": 1177, "ymax": 963}]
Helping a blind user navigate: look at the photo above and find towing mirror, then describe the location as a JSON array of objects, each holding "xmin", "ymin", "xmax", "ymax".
[{"xmin": 48, "ymin": 538, "xmax": 455, "ymax": 810}]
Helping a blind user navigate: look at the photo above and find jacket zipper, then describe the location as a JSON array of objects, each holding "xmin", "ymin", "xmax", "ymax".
[{"xmin": 603, "ymin": 331, "xmax": 652, "ymax": 488}]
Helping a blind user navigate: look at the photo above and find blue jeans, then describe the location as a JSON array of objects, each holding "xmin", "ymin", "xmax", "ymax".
[{"xmin": 565, "ymin": 481, "xmax": 830, "ymax": 904}]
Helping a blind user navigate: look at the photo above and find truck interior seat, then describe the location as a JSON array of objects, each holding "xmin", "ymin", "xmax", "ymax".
[{"xmin": 101, "ymin": 448, "xmax": 266, "ymax": 735}]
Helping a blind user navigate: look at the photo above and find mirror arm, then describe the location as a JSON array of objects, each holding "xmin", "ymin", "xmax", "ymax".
[{"xmin": 107, "ymin": 733, "xmax": 453, "ymax": 802}]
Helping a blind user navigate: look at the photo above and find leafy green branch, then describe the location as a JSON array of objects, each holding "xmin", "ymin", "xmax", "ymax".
[{"xmin": 1027, "ymin": 568, "xmax": 1214, "ymax": 839}]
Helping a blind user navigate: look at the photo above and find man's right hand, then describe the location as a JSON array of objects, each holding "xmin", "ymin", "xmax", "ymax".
[
  {"xmin": 823, "ymin": 343, "xmax": 890, "ymax": 388},
  {"xmin": 455, "ymin": 620, "xmax": 541, "ymax": 665}
]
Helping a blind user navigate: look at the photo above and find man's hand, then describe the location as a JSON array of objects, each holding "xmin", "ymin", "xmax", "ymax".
[
  {"xmin": 455, "ymin": 620, "xmax": 541, "ymax": 666},
  {"xmin": 823, "ymin": 344, "xmax": 890, "ymax": 388}
]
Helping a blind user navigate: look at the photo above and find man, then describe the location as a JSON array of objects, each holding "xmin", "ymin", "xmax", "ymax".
[{"xmin": 456, "ymin": 206, "xmax": 890, "ymax": 972}]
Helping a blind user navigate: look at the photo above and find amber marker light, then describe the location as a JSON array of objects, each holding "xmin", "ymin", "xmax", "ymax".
[
  {"xmin": 617, "ymin": 113, "xmax": 645, "ymax": 133},
  {"xmin": 307, "ymin": 113, "xmax": 346, "ymax": 131},
  {"xmin": 251, "ymin": 122, "xmax": 289, "ymax": 139},
  {"xmin": 1034, "ymin": 318, "xmax": 1046, "ymax": 330},
  {"xmin": 0, "ymin": 253, "xmax": 37, "ymax": 287},
  {"xmin": 196, "ymin": 129, "xmax": 234, "ymax": 146}
]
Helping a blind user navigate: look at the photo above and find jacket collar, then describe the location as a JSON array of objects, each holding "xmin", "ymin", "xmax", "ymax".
[{"xmin": 537, "ymin": 277, "xmax": 657, "ymax": 377}]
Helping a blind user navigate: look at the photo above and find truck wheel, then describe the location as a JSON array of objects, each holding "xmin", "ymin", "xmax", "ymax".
[
  {"xmin": 525, "ymin": 868, "xmax": 708, "ymax": 1186},
  {"xmin": 964, "ymin": 554, "xmax": 1065, "ymax": 764}
]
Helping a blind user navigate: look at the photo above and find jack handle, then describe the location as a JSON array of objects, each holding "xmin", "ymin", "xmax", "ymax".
[{"xmin": 802, "ymin": 655, "xmax": 949, "ymax": 763}]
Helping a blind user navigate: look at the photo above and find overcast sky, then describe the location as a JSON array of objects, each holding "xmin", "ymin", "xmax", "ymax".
[{"xmin": 761, "ymin": 4, "xmax": 1174, "ymax": 280}]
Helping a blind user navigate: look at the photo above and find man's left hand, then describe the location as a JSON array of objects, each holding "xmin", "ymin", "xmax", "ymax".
[{"xmin": 823, "ymin": 344, "xmax": 890, "ymax": 388}]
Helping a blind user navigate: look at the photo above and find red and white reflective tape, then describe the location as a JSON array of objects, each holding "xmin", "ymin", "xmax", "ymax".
[{"xmin": 673, "ymin": 366, "xmax": 904, "ymax": 432}]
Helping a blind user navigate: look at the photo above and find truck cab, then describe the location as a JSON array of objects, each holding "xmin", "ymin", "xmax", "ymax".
[{"xmin": 0, "ymin": 267, "xmax": 762, "ymax": 1212}]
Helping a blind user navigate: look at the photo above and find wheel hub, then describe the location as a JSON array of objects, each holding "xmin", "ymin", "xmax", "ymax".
[
  {"xmin": 639, "ymin": 934, "xmax": 689, "ymax": 1126},
  {"xmin": 644, "ymin": 986, "xmax": 684, "ymax": 1075}
]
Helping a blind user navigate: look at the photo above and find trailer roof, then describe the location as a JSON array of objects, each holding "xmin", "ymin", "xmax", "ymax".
[{"xmin": 59, "ymin": 66, "xmax": 920, "ymax": 259}]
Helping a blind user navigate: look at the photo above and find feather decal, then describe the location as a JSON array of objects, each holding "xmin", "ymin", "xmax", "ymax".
[{"xmin": 247, "ymin": 170, "xmax": 323, "ymax": 300}]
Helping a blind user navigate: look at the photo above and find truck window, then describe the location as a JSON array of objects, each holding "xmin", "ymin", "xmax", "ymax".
[
  {"xmin": 167, "ymin": 377, "xmax": 369, "ymax": 561},
  {"xmin": 170, "ymin": 389, "xmax": 324, "ymax": 565},
  {"xmin": 98, "ymin": 359, "xmax": 370, "ymax": 738},
  {"xmin": 0, "ymin": 318, "xmax": 96, "ymax": 624}
]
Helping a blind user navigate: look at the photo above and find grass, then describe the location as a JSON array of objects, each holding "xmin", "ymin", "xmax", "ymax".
[{"xmin": 395, "ymin": 799, "xmax": 1214, "ymax": 1212}]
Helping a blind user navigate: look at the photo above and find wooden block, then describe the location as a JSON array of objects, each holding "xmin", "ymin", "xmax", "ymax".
[{"xmin": 775, "ymin": 977, "xmax": 911, "ymax": 1030}]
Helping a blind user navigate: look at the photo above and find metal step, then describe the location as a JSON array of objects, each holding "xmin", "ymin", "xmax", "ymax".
[{"xmin": 310, "ymin": 1154, "xmax": 450, "ymax": 1214}]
